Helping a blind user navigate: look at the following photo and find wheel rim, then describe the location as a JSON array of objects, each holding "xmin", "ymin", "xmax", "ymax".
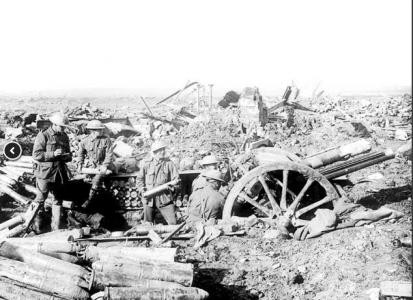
[{"xmin": 223, "ymin": 161, "xmax": 339, "ymax": 228}]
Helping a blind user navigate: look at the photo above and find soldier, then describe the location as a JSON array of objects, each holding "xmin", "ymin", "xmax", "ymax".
[
  {"xmin": 77, "ymin": 120, "xmax": 113, "ymax": 209},
  {"xmin": 187, "ymin": 169, "xmax": 225, "ymax": 224},
  {"xmin": 32, "ymin": 112, "xmax": 72, "ymax": 231},
  {"xmin": 136, "ymin": 140, "xmax": 179, "ymax": 225},
  {"xmin": 191, "ymin": 155, "xmax": 219, "ymax": 192}
]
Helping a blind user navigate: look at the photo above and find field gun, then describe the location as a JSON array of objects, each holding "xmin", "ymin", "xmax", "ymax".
[{"xmin": 222, "ymin": 139, "xmax": 409, "ymax": 233}]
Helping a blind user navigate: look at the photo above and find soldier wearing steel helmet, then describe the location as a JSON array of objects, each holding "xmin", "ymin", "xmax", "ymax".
[
  {"xmin": 191, "ymin": 155, "xmax": 219, "ymax": 192},
  {"xmin": 32, "ymin": 112, "xmax": 72, "ymax": 231},
  {"xmin": 187, "ymin": 169, "xmax": 226, "ymax": 223},
  {"xmin": 136, "ymin": 140, "xmax": 179, "ymax": 225},
  {"xmin": 77, "ymin": 119, "xmax": 114, "ymax": 209}
]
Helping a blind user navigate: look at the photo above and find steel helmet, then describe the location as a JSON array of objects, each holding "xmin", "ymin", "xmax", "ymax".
[
  {"xmin": 49, "ymin": 112, "xmax": 69, "ymax": 127},
  {"xmin": 151, "ymin": 140, "xmax": 167, "ymax": 152},
  {"xmin": 201, "ymin": 155, "xmax": 219, "ymax": 166},
  {"xmin": 202, "ymin": 169, "xmax": 224, "ymax": 182},
  {"xmin": 86, "ymin": 120, "xmax": 105, "ymax": 130}
]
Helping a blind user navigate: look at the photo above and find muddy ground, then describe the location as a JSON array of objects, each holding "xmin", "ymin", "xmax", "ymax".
[{"xmin": 0, "ymin": 92, "xmax": 411, "ymax": 299}]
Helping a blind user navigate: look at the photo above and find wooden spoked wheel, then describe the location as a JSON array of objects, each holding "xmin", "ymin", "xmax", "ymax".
[{"xmin": 222, "ymin": 162, "xmax": 339, "ymax": 229}]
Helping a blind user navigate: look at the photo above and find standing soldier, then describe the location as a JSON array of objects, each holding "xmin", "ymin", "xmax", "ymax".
[
  {"xmin": 136, "ymin": 140, "xmax": 179, "ymax": 225},
  {"xmin": 192, "ymin": 155, "xmax": 219, "ymax": 192},
  {"xmin": 77, "ymin": 120, "xmax": 113, "ymax": 209},
  {"xmin": 32, "ymin": 112, "xmax": 72, "ymax": 231}
]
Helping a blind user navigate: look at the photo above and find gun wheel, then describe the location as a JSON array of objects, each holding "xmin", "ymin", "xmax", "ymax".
[{"xmin": 222, "ymin": 162, "xmax": 339, "ymax": 229}]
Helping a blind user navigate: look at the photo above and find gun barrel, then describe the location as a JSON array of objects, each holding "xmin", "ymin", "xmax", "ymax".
[
  {"xmin": 321, "ymin": 149, "xmax": 395, "ymax": 179},
  {"xmin": 305, "ymin": 139, "xmax": 372, "ymax": 169}
]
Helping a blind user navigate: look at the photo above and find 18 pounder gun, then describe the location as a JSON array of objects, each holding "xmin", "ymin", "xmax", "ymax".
[{"xmin": 222, "ymin": 139, "xmax": 410, "ymax": 234}]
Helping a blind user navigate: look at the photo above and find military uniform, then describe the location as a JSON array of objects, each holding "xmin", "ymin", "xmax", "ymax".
[
  {"xmin": 187, "ymin": 184, "xmax": 225, "ymax": 223},
  {"xmin": 78, "ymin": 134, "xmax": 113, "ymax": 188},
  {"xmin": 191, "ymin": 175, "xmax": 207, "ymax": 192},
  {"xmin": 136, "ymin": 157, "xmax": 179, "ymax": 224},
  {"xmin": 32, "ymin": 126, "xmax": 72, "ymax": 204}
]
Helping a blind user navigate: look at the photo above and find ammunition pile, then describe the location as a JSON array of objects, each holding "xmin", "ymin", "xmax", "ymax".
[{"xmin": 108, "ymin": 177, "xmax": 143, "ymax": 210}]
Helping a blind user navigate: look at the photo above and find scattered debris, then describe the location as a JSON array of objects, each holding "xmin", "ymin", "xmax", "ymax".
[{"xmin": 0, "ymin": 89, "xmax": 411, "ymax": 299}]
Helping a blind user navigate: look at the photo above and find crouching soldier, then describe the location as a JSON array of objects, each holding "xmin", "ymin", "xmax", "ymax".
[
  {"xmin": 32, "ymin": 112, "xmax": 72, "ymax": 231},
  {"xmin": 187, "ymin": 169, "xmax": 225, "ymax": 224},
  {"xmin": 192, "ymin": 155, "xmax": 219, "ymax": 192},
  {"xmin": 77, "ymin": 120, "xmax": 113, "ymax": 209},
  {"xmin": 136, "ymin": 140, "xmax": 179, "ymax": 225}
]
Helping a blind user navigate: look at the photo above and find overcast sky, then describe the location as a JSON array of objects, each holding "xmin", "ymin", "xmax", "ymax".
[{"xmin": 0, "ymin": 0, "xmax": 411, "ymax": 96}]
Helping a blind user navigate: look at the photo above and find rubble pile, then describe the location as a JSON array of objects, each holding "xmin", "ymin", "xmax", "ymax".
[
  {"xmin": 168, "ymin": 109, "xmax": 243, "ymax": 158},
  {"xmin": 64, "ymin": 103, "xmax": 112, "ymax": 120}
]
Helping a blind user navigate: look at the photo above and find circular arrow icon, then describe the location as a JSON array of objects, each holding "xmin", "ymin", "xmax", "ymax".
[{"xmin": 4, "ymin": 141, "xmax": 23, "ymax": 161}]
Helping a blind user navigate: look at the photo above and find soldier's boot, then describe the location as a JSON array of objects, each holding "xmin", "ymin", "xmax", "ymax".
[
  {"xmin": 51, "ymin": 204, "xmax": 62, "ymax": 231},
  {"xmin": 82, "ymin": 188, "xmax": 98, "ymax": 210},
  {"xmin": 31, "ymin": 206, "xmax": 45, "ymax": 234}
]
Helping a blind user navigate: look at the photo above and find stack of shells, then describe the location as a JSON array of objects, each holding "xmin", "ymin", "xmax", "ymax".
[
  {"xmin": 107, "ymin": 177, "xmax": 189, "ymax": 211},
  {"xmin": 109, "ymin": 177, "xmax": 142, "ymax": 210}
]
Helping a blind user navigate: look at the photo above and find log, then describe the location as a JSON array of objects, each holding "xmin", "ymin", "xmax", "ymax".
[
  {"xmin": 92, "ymin": 257, "xmax": 194, "ymax": 286},
  {"xmin": 0, "ymin": 277, "xmax": 67, "ymax": 300},
  {"xmin": 0, "ymin": 257, "xmax": 90, "ymax": 299},
  {"xmin": 103, "ymin": 286, "xmax": 209, "ymax": 300},
  {"xmin": 0, "ymin": 183, "xmax": 30, "ymax": 205},
  {"xmin": 0, "ymin": 241, "xmax": 88, "ymax": 279},
  {"xmin": 5, "ymin": 238, "xmax": 81, "ymax": 253},
  {"xmin": 84, "ymin": 245, "xmax": 176, "ymax": 263}
]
